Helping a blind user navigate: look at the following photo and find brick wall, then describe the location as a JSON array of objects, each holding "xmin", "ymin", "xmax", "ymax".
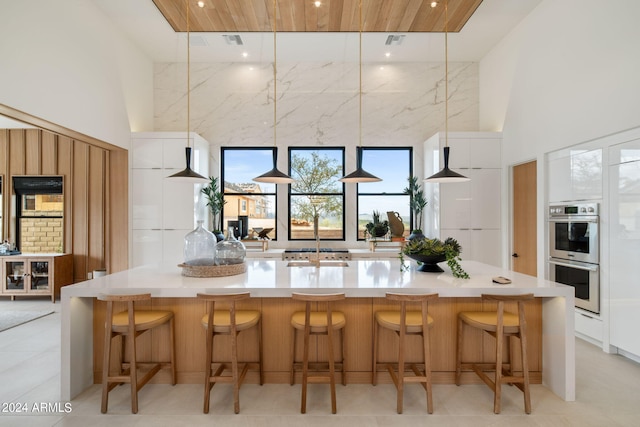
[{"xmin": 20, "ymin": 217, "xmax": 63, "ymax": 253}]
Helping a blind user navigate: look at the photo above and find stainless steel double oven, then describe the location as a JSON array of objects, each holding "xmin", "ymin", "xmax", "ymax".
[{"xmin": 548, "ymin": 202, "xmax": 600, "ymax": 313}]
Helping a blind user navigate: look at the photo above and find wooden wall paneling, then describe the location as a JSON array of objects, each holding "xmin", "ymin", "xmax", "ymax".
[
  {"xmin": 25, "ymin": 129, "xmax": 41, "ymax": 175},
  {"xmin": 107, "ymin": 148, "xmax": 128, "ymax": 273},
  {"xmin": 9, "ymin": 129, "xmax": 26, "ymax": 176},
  {"xmin": 0, "ymin": 130, "xmax": 7, "ymax": 239},
  {"xmin": 41, "ymin": 130, "xmax": 58, "ymax": 175},
  {"xmin": 72, "ymin": 140, "xmax": 89, "ymax": 282},
  {"xmin": 57, "ymin": 136, "xmax": 73, "ymax": 256},
  {"xmin": 88, "ymin": 146, "xmax": 105, "ymax": 273}
]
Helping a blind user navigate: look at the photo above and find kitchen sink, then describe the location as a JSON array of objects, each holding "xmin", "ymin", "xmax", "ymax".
[{"xmin": 286, "ymin": 261, "xmax": 349, "ymax": 268}]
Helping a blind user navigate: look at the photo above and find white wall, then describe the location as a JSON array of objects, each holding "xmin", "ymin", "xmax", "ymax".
[
  {"xmin": 480, "ymin": 0, "xmax": 640, "ymax": 164},
  {"xmin": 0, "ymin": 0, "xmax": 154, "ymax": 149}
]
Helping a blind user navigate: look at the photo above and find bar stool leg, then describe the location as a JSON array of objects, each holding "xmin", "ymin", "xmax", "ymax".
[
  {"xmin": 128, "ymin": 327, "xmax": 138, "ymax": 414},
  {"xmin": 101, "ymin": 303, "xmax": 114, "ymax": 414},
  {"xmin": 327, "ymin": 320, "xmax": 337, "ymax": 414},
  {"xmin": 232, "ymin": 329, "xmax": 240, "ymax": 414},
  {"xmin": 203, "ymin": 327, "xmax": 214, "ymax": 413},
  {"xmin": 290, "ymin": 326, "xmax": 296, "ymax": 385},
  {"xmin": 340, "ymin": 328, "xmax": 346, "ymax": 386},
  {"xmin": 258, "ymin": 317, "xmax": 264, "ymax": 385},
  {"xmin": 301, "ymin": 322, "xmax": 310, "ymax": 414},
  {"xmin": 372, "ymin": 320, "xmax": 379, "ymax": 386},
  {"xmin": 494, "ymin": 322, "xmax": 504, "ymax": 414},
  {"xmin": 397, "ymin": 320, "xmax": 405, "ymax": 414},
  {"xmin": 520, "ymin": 309, "xmax": 532, "ymax": 414},
  {"xmin": 422, "ymin": 318, "xmax": 433, "ymax": 414}
]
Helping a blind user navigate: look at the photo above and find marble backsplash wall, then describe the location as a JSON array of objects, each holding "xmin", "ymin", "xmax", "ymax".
[{"xmin": 154, "ymin": 61, "xmax": 478, "ymax": 149}]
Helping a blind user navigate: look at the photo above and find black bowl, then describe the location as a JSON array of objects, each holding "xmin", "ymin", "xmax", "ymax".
[{"xmin": 405, "ymin": 253, "xmax": 446, "ymax": 272}]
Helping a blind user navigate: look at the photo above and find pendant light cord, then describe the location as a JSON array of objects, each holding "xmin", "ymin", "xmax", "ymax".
[
  {"xmin": 273, "ymin": 0, "xmax": 277, "ymax": 148},
  {"xmin": 444, "ymin": 0, "xmax": 448, "ymax": 148},
  {"xmin": 186, "ymin": 0, "xmax": 191, "ymax": 146},
  {"xmin": 358, "ymin": 0, "xmax": 362, "ymax": 149}
]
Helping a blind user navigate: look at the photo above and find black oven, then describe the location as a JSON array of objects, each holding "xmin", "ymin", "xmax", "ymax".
[
  {"xmin": 549, "ymin": 203, "xmax": 599, "ymax": 264},
  {"xmin": 548, "ymin": 258, "xmax": 599, "ymax": 314}
]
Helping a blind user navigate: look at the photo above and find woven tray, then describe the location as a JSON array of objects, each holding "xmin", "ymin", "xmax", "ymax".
[{"xmin": 178, "ymin": 262, "xmax": 246, "ymax": 278}]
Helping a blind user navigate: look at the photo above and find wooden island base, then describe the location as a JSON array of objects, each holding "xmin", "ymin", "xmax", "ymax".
[{"xmin": 93, "ymin": 296, "xmax": 542, "ymax": 385}]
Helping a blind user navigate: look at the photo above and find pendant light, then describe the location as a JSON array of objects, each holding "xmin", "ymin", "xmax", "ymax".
[
  {"xmin": 339, "ymin": 0, "xmax": 381, "ymax": 183},
  {"xmin": 425, "ymin": 0, "xmax": 469, "ymax": 183},
  {"xmin": 167, "ymin": 0, "xmax": 208, "ymax": 182},
  {"xmin": 253, "ymin": 0, "xmax": 295, "ymax": 184}
]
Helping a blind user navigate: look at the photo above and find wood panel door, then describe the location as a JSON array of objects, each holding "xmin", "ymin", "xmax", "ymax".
[{"xmin": 512, "ymin": 161, "xmax": 537, "ymax": 276}]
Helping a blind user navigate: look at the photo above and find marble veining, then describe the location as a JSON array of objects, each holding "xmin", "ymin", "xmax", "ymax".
[{"xmin": 154, "ymin": 61, "xmax": 479, "ymax": 147}]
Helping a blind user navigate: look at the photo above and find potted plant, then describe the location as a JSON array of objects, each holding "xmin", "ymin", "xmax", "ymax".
[
  {"xmin": 201, "ymin": 176, "xmax": 227, "ymax": 241},
  {"xmin": 365, "ymin": 210, "xmax": 390, "ymax": 239},
  {"xmin": 403, "ymin": 176, "xmax": 428, "ymax": 240},
  {"xmin": 401, "ymin": 237, "xmax": 469, "ymax": 278}
]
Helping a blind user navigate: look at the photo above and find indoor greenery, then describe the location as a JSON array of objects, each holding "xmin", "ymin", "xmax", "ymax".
[
  {"xmin": 365, "ymin": 210, "xmax": 389, "ymax": 238},
  {"xmin": 401, "ymin": 237, "xmax": 469, "ymax": 279},
  {"xmin": 403, "ymin": 175, "xmax": 428, "ymax": 233},
  {"xmin": 201, "ymin": 176, "xmax": 226, "ymax": 232}
]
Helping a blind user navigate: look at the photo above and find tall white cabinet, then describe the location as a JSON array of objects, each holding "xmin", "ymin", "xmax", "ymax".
[
  {"xmin": 424, "ymin": 132, "xmax": 503, "ymax": 267},
  {"xmin": 130, "ymin": 132, "xmax": 209, "ymax": 268},
  {"xmin": 609, "ymin": 137, "xmax": 640, "ymax": 357}
]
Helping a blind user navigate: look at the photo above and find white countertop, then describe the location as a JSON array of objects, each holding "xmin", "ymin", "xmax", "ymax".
[{"xmin": 63, "ymin": 259, "xmax": 573, "ymax": 299}]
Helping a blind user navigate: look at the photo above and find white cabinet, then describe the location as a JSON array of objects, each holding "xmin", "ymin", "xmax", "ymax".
[
  {"xmin": 130, "ymin": 132, "xmax": 209, "ymax": 268},
  {"xmin": 548, "ymin": 148, "xmax": 602, "ymax": 202},
  {"xmin": 608, "ymin": 138, "xmax": 640, "ymax": 357},
  {"xmin": 424, "ymin": 132, "xmax": 502, "ymax": 267}
]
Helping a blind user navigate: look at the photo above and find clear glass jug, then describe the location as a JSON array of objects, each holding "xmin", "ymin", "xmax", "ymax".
[
  {"xmin": 183, "ymin": 220, "xmax": 217, "ymax": 266},
  {"xmin": 214, "ymin": 225, "xmax": 246, "ymax": 265}
]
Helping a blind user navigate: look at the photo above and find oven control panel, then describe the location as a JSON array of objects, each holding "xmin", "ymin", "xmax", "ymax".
[{"xmin": 549, "ymin": 202, "xmax": 598, "ymax": 216}]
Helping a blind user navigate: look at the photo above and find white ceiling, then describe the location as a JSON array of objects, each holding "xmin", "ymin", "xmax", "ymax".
[{"xmin": 92, "ymin": 0, "xmax": 542, "ymax": 63}]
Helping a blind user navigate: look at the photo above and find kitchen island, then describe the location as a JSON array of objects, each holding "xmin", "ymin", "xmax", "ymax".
[{"xmin": 61, "ymin": 259, "xmax": 575, "ymax": 402}]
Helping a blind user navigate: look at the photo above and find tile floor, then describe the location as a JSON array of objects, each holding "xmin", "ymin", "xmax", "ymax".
[{"xmin": 1, "ymin": 298, "xmax": 640, "ymax": 426}]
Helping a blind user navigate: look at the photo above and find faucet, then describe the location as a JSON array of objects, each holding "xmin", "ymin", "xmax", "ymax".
[{"xmin": 313, "ymin": 213, "xmax": 320, "ymax": 268}]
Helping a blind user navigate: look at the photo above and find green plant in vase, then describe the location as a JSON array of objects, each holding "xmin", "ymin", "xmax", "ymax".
[
  {"xmin": 401, "ymin": 237, "xmax": 469, "ymax": 278},
  {"xmin": 403, "ymin": 176, "xmax": 428, "ymax": 240},
  {"xmin": 201, "ymin": 176, "xmax": 227, "ymax": 241},
  {"xmin": 365, "ymin": 210, "xmax": 390, "ymax": 239}
]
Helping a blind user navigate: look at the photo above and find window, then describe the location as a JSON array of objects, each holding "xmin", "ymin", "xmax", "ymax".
[
  {"xmin": 289, "ymin": 148, "xmax": 345, "ymax": 240},
  {"xmin": 357, "ymin": 148, "xmax": 412, "ymax": 240},
  {"xmin": 221, "ymin": 148, "xmax": 276, "ymax": 240},
  {"xmin": 13, "ymin": 176, "xmax": 64, "ymax": 252}
]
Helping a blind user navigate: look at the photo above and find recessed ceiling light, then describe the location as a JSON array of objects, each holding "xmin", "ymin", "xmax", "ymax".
[
  {"xmin": 242, "ymin": 52, "xmax": 248, "ymax": 58},
  {"xmin": 379, "ymin": 66, "xmax": 385, "ymax": 70},
  {"xmin": 385, "ymin": 52, "xmax": 391, "ymax": 58},
  {"xmin": 431, "ymin": 1, "xmax": 438, "ymax": 7},
  {"xmin": 314, "ymin": 1, "xmax": 321, "ymax": 7},
  {"xmin": 197, "ymin": 1, "xmax": 205, "ymax": 8}
]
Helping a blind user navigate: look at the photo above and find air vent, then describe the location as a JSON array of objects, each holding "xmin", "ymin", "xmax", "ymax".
[
  {"xmin": 222, "ymin": 34, "xmax": 244, "ymax": 45},
  {"xmin": 385, "ymin": 34, "xmax": 406, "ymax": 46}
]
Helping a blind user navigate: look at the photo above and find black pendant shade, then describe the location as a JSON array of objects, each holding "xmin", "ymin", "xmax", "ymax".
[
  {"xmin": 167, "ymin": 146, "xmax": 208, "ymax": 182},
  {"xmin": 340, "ymin": 147, "xmax": 381, "ymax": 183},
  {"xmin": 425, "ymin": 146, "xmax": 469, "ymax": 183},
  {"xmin": 253, "ymin": 148, "xmax": 295, "ymax": 184}
]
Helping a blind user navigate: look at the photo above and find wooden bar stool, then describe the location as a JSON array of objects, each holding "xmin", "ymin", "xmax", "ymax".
[
  {"xmin": 290, "ymin": 292, "xmax": 346, "ymax": 414},
  {"xmin": 372, "ymin": 292, "xmax": 438, "ymax": 414},
  {"xmin": 455, "ymin": 293, "xmax": 534, "ymax": 414},
  {"xmin": 197, "ymin": 292, "xmax": 263, "ymax": 414},
  {"xmin": 99, "ymin": 293, "xmax": 176, "ymax": 414}
]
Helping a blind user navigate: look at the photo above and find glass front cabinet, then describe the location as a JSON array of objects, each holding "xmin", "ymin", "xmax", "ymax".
[{"xmin": 1, "ymin": 254, "xmax": 73, "ymax": 302}]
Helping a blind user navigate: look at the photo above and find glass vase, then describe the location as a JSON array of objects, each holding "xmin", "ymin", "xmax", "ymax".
[
  {"xmin": 214, "ymin": 225, "xmax": 246, "ymax": 265},
  {"xmin": 183, "ymin": 220, "xmax": 217, "ymax": 266}
]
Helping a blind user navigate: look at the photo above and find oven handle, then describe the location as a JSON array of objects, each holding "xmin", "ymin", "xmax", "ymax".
[
  {"xmin": 548, "ymin": 216, "xmax": 598, "ymax": 223},
  {"xmin": 548, "ymin": 259, "xmax": 599, "ymax": 272}
]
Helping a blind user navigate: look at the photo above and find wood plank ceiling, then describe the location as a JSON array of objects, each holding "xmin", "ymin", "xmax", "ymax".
[{"xmin": 152, "ymin": 0, "xmax": 483, "ymax": 33}]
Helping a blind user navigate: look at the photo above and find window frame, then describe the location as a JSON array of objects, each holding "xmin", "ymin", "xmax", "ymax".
[
  {"xmin": 356, "ymin": 146, "xmax": 413, "ymax": 241},
  {"xmin": 288, "ymin": 146, "xmax": 346, "ymax": 241},
  {"xmin": 220, "ymin": 147, "xmax": 279, "ymax": 240}
]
